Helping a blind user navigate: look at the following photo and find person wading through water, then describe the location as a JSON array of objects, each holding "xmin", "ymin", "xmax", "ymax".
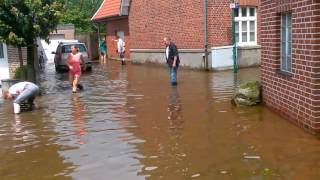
[
  {"xmin": 163, "ymin": 37, "xmax": 180, "ymax": 86},
  {"xmin": 116, "ymin": 35, "xmax": 126, "ymax": 65},
  {"xmin": 99, "ymin": 37, "xmax": 107, "ymax": 64},
  {"xmin": 66, "ymin": 45, "xmax": 85, "ymax": 93}
]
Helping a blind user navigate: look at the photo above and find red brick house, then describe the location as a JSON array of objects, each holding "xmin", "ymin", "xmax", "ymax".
[
  {"xmin": 93, "ymin": 0, "xmax": 261, "ymax": 69},
  {"xmin": 129, "ymin": 0, "xmax": 261, "ymax": 69},
  {"xmin": 261, "ymin": 0, "xmax": 320, "ymax": 133},
  {"xmin": 91, "ymin": 0, "xmax": 130, "ymax": 59}
]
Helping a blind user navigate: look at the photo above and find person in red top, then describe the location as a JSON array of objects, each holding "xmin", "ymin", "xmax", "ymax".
[{"xmin": 66, "ymin": 45, "xmax": 85, "ymax": 93}]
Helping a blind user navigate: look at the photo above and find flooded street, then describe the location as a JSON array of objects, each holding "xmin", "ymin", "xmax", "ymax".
[{"xmin": 1, "ymin": 61, "xmax": 320, "ymax": 180}]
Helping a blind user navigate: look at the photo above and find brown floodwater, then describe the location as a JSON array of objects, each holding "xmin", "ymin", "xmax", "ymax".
[{"xmin": 1, "ymin": 61, "xmax": 320, "ymax": 180}]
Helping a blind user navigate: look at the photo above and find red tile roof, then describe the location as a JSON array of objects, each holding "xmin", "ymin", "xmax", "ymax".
[{"xmin": 91, "ymin": 0, "xmax": 121, "ymax": 21}]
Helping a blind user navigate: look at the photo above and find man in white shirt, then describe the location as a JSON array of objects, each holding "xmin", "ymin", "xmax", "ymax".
[
  {"xmin": 164, "ymin": 37, "xmax": 180, "ymax": 86},
  {"xmin": 116, "ymin": 36, "xmax": 126, "ymax": 65},
  {"xmin": 4, "ymin": 81, "xmax": 40, "ymax": 114}
]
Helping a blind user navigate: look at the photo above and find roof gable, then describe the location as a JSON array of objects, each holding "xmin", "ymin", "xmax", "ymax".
[{"xmin": 91, "ymin": 0, "xmax": 121, "ymax": 21}]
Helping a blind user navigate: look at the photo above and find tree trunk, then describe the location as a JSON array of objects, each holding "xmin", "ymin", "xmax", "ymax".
[
  {"xmin": 34, "ymin": 43, "xmax": 40, "ymax": 82},
  {"xmin": 18, "ymin": 46, "xmax": 23, "ymax": 67},
  {"xmin": 26, "ymin": 45, "xmax": 36, "ymax": 83}
]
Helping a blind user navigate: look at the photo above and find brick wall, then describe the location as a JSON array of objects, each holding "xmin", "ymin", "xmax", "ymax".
[
  {"xmin": 129, "ymin": 0, "xmax": 204, "ymax": 49},
  {"xmin": 51, "ymin": 24, "xmax": 75, "ymax": 40},
  {"xmin": 207, "ymin": 0, "xmax": 260, "ymax": 47},
  {"xmin": 129, "ymin": 0, "xmax": 260, "ymax": 49},
  {"xmin": 261, "ymin": 0, "xmax": 320, "ymax": 133},
  {"xmin": 56, "ymin": 29, "xmax": 74, "ymax": 40},
  {"xmin": 257, "ymin": 1, "xmax": 261, "ymax": 45},
  {"xmin": 237, "ymin": 0, "xmax": 260, "ymax": 6},
  {"xmin": 207, "ymin": 0, "xmax": 232, "ymax": 47},
  {"xmin": 7, "ymin": 45, "xmax": 27, "ymax": 78},
  {"xmin": 106, "ymin": 18, "xmax": 130, "ymax": 58},
  {"xmin": 51, "ymin": 29, "xmax": 74, "ymax": 40}
]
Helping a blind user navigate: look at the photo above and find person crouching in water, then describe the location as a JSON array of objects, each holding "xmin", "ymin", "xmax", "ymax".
[
  {"xmin": 66, "ymin": 45, "xmax": 85, "ymax": 93},
  {"xmin": 4, "ymin": 81, "xmax": 39, "ymax": 114}
]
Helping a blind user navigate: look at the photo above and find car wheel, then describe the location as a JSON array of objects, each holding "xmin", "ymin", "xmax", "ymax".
[{"xmin": 86, "ymin": 67, "xmax": 92, "ymax": 72}]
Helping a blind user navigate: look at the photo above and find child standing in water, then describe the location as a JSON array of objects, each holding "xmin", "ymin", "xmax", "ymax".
[
  {"xmin": 99, "ymin": 38, "xmax": 107, "ymax": 64},
  {"xmin": 67, "ymin": 45, "xmax": 85, "ymax": 93}
]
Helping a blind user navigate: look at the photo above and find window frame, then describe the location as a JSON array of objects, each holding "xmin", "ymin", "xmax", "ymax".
[
  {"xmin": 280, "ymin": 12, "xmax": 292, "ymax": 73},
  {"xmin": 235, "ymin": 7, "xmax": 257, "ymax": 46}
]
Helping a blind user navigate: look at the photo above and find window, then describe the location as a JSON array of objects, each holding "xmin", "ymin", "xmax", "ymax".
[
  {"xmin": 120, "ymin": 0, "xmax": 130, "ymax": 16},
  {"xmin": 242, "ymin": 21, "xmax": 247, "ymax": 42},
  {"xmin": 62, "ymin": 44, "xmax": 86, "ymax": 53},
  {"xmin": 250, "ymin": 8, "xmax": 255, "ymax": 17},
  {"xmin": 235, "ymin": 7, "xmax": 257, "ymax": 46},
  {"xmin": 235, "ymin": 22, "xmax": 239, "ymax": 42},
  {"xmin": 281, "ymin": 13, "xmax": 292, "ymax": 73},
  {"xmin": 235, "ymin": 8, "xmax": 239, "ymax": 17},
  {"xmin": 250, "ymin": 21, "xmax": 255, "ymax": 41},
  {"xmin": 242, "ymin": 8, "xmax": 247, "ymax": 17},
  {"xmin": 116, "ymin": 31, "xmax": 125, "ymax": 40}
]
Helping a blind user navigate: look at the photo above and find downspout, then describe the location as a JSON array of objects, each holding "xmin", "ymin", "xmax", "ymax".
[
  {"xmin": 97, "ymin": 23, "xmax": 101, "ymax": 43},
  {"xmin": 203, "ymin": 0, "xmax": 209, "ymax": 71},
  {"xmin": 232, "ymin": 0, "xmax": 238, "ymax": 73},
  {"xmin": 92, "ymin": 22, "xmax": 101, "ymax": 61}
]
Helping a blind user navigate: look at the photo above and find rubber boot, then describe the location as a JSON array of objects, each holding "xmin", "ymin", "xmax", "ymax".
[
  {"xmin": 77, "ymin": 84, "xmax": 84, "ymax": 91},
  {"xmin": 121, "ymin": 59, "xmax": 126, "ymax": 65}
]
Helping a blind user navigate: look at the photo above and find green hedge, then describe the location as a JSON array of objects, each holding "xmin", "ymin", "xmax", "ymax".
[{"xmin": 13, "ymin": 66, "xmax": 28, "ymax": 80}]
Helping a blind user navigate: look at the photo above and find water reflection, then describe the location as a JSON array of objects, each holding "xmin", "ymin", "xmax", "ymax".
[
  {"xmin": 167, "ymin": 86, "xmax": 183, "ymax": 136},
  {"xmin": 71, "ymin": 95, "xmax": 87, "ymax": 145},
  {"xmin": 13, "ymin": 115, "xmax": 23, "ymax": 135},
  {"xmin": 0, "ymin": 105, "xmax": 73, "ymax": 179}
]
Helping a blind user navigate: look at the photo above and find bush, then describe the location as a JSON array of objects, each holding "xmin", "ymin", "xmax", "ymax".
[{"xmin": 13, "ymin": 66, "xmax": 28, "ymax": 80}]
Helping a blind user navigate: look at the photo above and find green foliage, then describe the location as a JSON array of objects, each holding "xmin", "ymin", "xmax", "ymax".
[
  {"xmin": 61, "ymin": 0, "xmax": 104, "ymax": 32},
  {"xmin": 238, "ymin": 81, "xmax": 261, "ymax": 100},
  {"xmin": 13, "ymin": 65, "xmax": 28, "ymax": 80},
  {"xmin": 0, "ymin": 0, "xmax": 64, "ymax": 81},
  {"xmin": 232, "ymin": 81, "xmax": 262, "ymax": 106},
  {"xmin": 0, "ymin": 0, "xmax": 64, "ymax": 46}
]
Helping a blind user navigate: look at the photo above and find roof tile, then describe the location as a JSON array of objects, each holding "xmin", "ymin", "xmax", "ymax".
[{"xmin": 91, "ymin": 0, "xmax": 121, "ymax": 21}]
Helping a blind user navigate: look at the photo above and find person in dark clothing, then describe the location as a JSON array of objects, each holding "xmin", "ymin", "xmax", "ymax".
[{"xmin": 164, "ymin": 37, "xmax": 180, "ymax": 86}]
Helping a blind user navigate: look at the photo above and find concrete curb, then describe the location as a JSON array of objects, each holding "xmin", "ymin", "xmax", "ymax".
[{"xmin": 108, "ymin": 57, "xmax": 130, "ymax": 61}]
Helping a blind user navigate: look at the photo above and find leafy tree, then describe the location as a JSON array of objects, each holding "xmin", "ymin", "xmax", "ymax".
[
  {"xmin": 61, "ymin": 0, "xmax": 104, "ymax": 32},
  {"xmin": 0, "ymin": 0, "xmax": 64, "ymax": 81}
]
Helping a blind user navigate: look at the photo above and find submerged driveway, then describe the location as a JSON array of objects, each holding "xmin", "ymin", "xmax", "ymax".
[{"xmin": 0, "ymin": 61, "xmax": 320, "ymax": 179}]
